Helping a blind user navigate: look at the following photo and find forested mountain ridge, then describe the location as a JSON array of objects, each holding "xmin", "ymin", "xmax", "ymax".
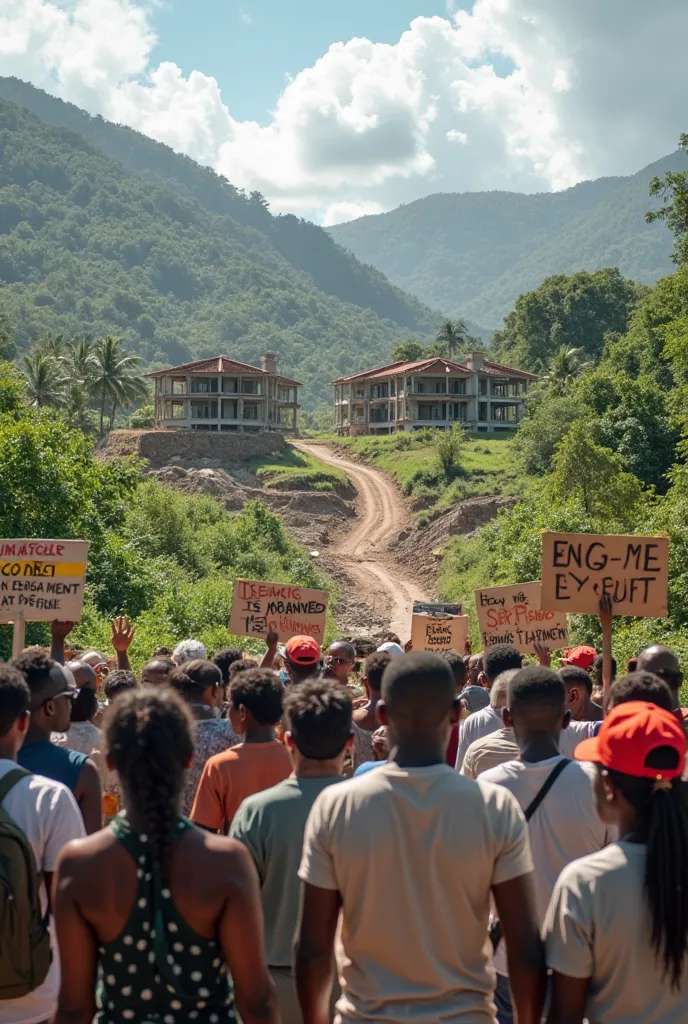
[
  {"xmin": 329, "ymin": 151, "xmax": 688, "ymax": 328},
  {"xmin": 0, "ymin": 86, "xmax": 467, "ymax": 406}
]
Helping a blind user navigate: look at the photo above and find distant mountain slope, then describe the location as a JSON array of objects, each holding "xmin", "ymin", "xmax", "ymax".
[
  {"xmin": 0, "ymin": 77, "xmax": 479, "ymax": 340},
  {"xmin": 0, "ymin": 93, "xmax": 451, "ymax": 406},
  {"xmin": 329, "ymin": 153, "xmax": 687, "ymax": 328}
]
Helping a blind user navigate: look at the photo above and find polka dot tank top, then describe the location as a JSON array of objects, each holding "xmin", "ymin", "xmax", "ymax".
[{"xmin": 96, "ymin": 815, "xmax": 237, "ymax": 1024}]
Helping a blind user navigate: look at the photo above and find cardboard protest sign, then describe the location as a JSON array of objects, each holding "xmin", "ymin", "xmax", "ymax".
[
  {"xmin": 475, "ymin": 581, "xmax": 569, "ymax": 654},
  {"xmin": 0, "ymin": 539, "xmax": 90, "ymax": 623},
  {"xmin": 229, "ymin": 579, "xmax": 328, "ymax": 643},
  {"xmin": 411, "ymin": 600, "xmax": 469, "ymax": 653},
  {"xmin": 541, "ymin": 533, "xmax": 669, "ymax": 617}
]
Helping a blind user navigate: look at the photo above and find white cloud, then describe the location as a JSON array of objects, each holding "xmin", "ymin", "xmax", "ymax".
[{"xmin": 1, "ymin": 0, "xmax": 687, "ymax": 221}]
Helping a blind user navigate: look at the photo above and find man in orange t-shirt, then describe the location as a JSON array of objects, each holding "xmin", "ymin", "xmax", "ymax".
[{"xmin": 191, "ymin": 667, "xmax": 292, "ymax": 832}]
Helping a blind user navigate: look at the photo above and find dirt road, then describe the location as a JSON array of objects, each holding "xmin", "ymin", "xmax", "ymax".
[{"xmin": 295, "ymin": 443, "xmax": 429, "ymax": 638}]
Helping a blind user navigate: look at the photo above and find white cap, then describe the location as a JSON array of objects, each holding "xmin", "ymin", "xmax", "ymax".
[{"xmin": 377, "ymin": 642, "xmax": 404, "ymax": 658}]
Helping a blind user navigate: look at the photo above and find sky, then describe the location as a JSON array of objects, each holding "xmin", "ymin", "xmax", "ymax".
[{"xmin": 1, "ymin": 0, "xmax": 687, "ymax": 225}]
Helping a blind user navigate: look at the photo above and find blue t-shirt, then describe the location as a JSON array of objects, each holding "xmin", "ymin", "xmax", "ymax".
[
  {"xmin": 18, "ymin": 739, "xmax": 87, "ymax": 793},
  {"xmin": 354, "ymin": 760, "xmax": 384, "ymax": 777}
]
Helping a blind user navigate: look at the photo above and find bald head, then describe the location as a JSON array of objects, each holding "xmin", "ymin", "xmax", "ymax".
[
  {"xmin": 141, "ymin": 658, "xmax": 175, "ymax": 687},
  {"xmin": 67, "ymin": 661, "xmax": 98, "ymax": 691},
  {"xmin": 636, "ymin": 645, "xmax": 682, "ymax": 706}
]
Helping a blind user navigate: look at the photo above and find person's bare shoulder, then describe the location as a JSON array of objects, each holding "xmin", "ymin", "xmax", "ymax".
[{"xmin": 182, "ymin": 828, "xmax": 257, "ymax": 888}]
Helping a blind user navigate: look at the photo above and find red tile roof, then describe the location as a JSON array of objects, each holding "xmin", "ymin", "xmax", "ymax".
[
  {"xmin": 367, "ymin": 357, "xmax": 471, "ymax": 379},
  {"xmin": 330, "ymin": 361, "xmax": 407, "ymax": 385},
  {"xmin": 146, "ymin": 355, "xmax": 302, "ymax": 387},
  {"xmin": 482, "ymin": 360, "xmax": 538, "ymax": 380}
]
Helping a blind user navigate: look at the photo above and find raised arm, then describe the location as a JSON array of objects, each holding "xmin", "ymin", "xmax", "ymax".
[
  {"xmin": 111, "ymin": 616, "xmax": 135, "ymax": 672},
  {"xmin": 50, "ymin": 621, "xmax": 75, "ymax": 666},
  {"xmin": 492, "ymin": 872, "xmax": 545, "ymax": 1024},
  {"xmin": 599, "ymin": 594, "xmax": 614, "ymax": 697},
  {"xmin": 260, "ymin": 631, "xmax": 280, "ymax": 670}
]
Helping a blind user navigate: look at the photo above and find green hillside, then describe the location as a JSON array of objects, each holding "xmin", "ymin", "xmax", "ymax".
[
  {"xmin": 0, "ymin": 86, "xmax": 454, "ymax": 406},
  {"xmin": 329, "ymin": 153, "xmax": 688, "ymax": 328}
]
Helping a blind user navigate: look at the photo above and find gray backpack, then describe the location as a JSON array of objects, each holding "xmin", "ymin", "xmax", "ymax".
[{"xmin": 0, "ymin": 768, "xmax": 52, "ymax": 999}]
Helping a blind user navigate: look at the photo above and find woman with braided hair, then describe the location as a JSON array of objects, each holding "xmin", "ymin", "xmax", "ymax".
[
  {"xmin": 50, "ymin": 686, "xmax": 279, "ymax": 1024},
  {"xmin": 543, "ymin": 700, "xmax": 688, "ymax": 1024}
]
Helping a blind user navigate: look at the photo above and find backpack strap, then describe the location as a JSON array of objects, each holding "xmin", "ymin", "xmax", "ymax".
[
  {"xmin": 523, "ymin": 758, "xmax": 571, "ymax": 822},
  {"xmin": 0, "ymin": 768, "xmax": 32, "ymax": 806}
]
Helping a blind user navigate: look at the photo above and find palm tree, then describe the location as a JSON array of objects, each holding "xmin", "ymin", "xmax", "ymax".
[
  {"xmin": 66, "ymin": 336, "xmax": 97, "ymax": 386},
  {"xmin": 541, "ymin": 346, "xmax": 592, "ymax": 393},
  {"xmin": 435, "ymin": 319, "xmax": 472, "ymax": 359},
  {"xmin": 22, "ymin": 353, "xmax": 67, "ymax": 408},
  {"xmin": 35, "ymin": 332, "xmax": 67, "ymax": 362},
  {"xmin": 92, "ymin": 336, "xmax": 147, "ymax": 434}
]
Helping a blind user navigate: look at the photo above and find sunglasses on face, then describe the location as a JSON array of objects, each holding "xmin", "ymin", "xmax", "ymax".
[{"xmin": 327, "ymin": 656, "xmax": 351, "ymax": 665}]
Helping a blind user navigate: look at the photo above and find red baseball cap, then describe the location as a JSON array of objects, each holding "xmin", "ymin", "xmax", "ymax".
[
  {"xmin": 575, "ymin": 701, "xmax": 687, "ymax": 780},
  {"xmin": 561, "ymin": 645, "xmax": 597, "ymax": 671},
  {"xmin": 284, "ymin": 635, "xmax": 321, "ymax": 666}
]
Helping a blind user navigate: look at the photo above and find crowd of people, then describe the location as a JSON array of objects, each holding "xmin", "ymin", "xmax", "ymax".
[{"xmin": 0, "ymin": 604, "xmax": 687, "ymax": 1024}]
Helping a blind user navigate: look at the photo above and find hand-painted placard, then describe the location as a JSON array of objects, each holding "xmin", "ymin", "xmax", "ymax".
[
  {"xmin": 475, "ymin": 581, "xmax": 568, "ymax": 654},
  {"xmin": 229, "ymin": 579, "xmax": 328, "ymax": 642},
  {"xmin": 0, "ymin": 539, "xmax": 90, "ymax": 622},
  {"xmin": 541, "ymin": 533, "xmax": 669, "ymax": 617},
  {"xmin": 411, "ymin": 611, "xmax": 469, "ymax": 653}
]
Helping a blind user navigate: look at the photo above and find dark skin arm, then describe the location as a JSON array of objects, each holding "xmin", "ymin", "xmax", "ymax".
[
  {"xmin": 545, "ymin": 972, "xmax": 589, "ymax": 1024},
  {"xmin": 73, "ymin": 759, "xmax": 102, "ymax": 835},
  {"xmin": 599, "ymin": 594, "xmax": 614, "ymax": 696},
  {"xmin": 50, "ymin": 621, "xmax": 75, "ymax": 666},
  {"xmin": 294, "ymin": 882, "xmax": 341, "ymax": 1024},
  {"xmin": 110, "ymin": 616, "xmax": 134, "ymax": 672},
  {"xmin": 492, "ymin": 872, "xmax": 546, "ymax": 1024},
  {"xmin": 260, "ymin": 630, "xmax": 279, "ymax": 670},
  {"xmin": 219, "ymin": 844, "xmax": 280, "ymax": 1024},
  {"xmin": 51, "ymin": 843, "xmax": 99, "ymax": 1024}
]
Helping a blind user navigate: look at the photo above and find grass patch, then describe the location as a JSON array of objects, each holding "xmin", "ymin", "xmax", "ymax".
[
  {"xmin": 250, "ymin": 445, "xmax": 350, "ymax": 492},
  {"xmin": 323, "ymin": 432, "xmax": 523, "ymax": 514}
]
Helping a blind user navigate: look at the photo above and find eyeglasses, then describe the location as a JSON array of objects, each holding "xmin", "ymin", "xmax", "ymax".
[
  {"xmin": 51, "ymin": 689, "xmax": 78, "ymax": 703},
  {"xmin": 327, "ymin": 656, "xmax": 351, "ymax": 665}
]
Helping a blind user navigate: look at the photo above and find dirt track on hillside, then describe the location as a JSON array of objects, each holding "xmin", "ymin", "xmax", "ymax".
[{"xmin": 295, "ymin": 443, "xmax": 429, "ymax": 638}]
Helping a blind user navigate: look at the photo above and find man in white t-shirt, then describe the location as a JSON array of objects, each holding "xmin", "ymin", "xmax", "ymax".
[
  {"xmin": 455, "ymin": 649, "xmax": 522, "ymax": 771},
  {"xmin": 481, "ymin": 665, "xmax": 609, "ymax": 1024},
  {"xmin": 296, "ymin": 651, "xmax": 546, "ymax": 1024},
  {"xmin": 0, "ymin": 663, "xmax": 85, "ymax": 1024}
]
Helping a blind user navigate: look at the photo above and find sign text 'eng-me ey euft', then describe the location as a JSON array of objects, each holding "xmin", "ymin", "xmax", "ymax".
[
  {"xmin": 0, "ymin": 539, "xmax": 90, "ymax": 623},
  {"xmin": 229, "ymin": 579, "xmax": 329, "ymax": 642},
  {"xmin": 541, "ymin": 533, "xmax": 669, "ymax": 617},
  {"xmin": 474, "ymin": 581, "xmax": 569, "ymax": 654}
]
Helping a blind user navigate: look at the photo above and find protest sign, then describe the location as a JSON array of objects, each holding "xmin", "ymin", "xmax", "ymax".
[
  {"xmin": 411, "ymin": 601, "xmax": 469, "ymax": 653},
  {"xmin": 229, "ymin": 579, "xmax": 328, "ymax": 642},
  {"xmin": 541, "ymin": 533, "xmax": 669, "ymax": 617},
  {"xmin": 0, "ymin": 539, "xmax": 90, "ymax": 624},
  {"xmin": 475, "ymin": 581, "xmax": 569, "ymax": 654}
]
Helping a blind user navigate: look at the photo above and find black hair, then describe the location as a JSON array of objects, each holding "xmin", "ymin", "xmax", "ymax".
[
  {"xmin": 105, "ymin": 687, "xmax": 194, "ymax": 879},
  {"xmin": 652, "ymin": 667, "xmax": 684, "ymax": 694},
  {"xmin": 382, "ymin": 633, "xmax": 402, "ymax": 646},
  {"xmin": 593, "ymin": 652, "xmax": 616, "ymax": 685},
  {"xmin": 213, "ymin": 646, "xmax": 244, "ymax": 686},
  {"xmin": 169, "ymin": 660, "xmax": 221, "ymax": 703},
  {"xmin": 153, "ymin": 646, "xmax": 173, "ymax": 657},
  {"xmin": 283, "ymin": 678, "xmax": 352, "ymax": 759},
  {"xmin": 141, "ymin": 658, "xmax": 175, "ymax": 679},
  {"xmin": 559, "ymin": 665, "xmax": 593, "ymax": 697},
  {"xmin": 103, "ymin": 670, "xmax": 138, "ymax": 703},
  {"xmin": 381, "ymin": 652, "xmax": 455, "ymax": 721},
  {"xmin": 483, "ymin": 645, "xmax": 522, "ymax": 683},
  {"xmin": 70, "ymin": 686, "xmax": 99, "ymax": 723},
  {"xmin": 606, "ymin": 673, "xmax": 673, "ymax": 713},
  {"xmin": 509, "ymin": 666, "xmax": 565, "ymax": 711},
  {"xmin": 228, "ymin": 658, "xmax": 258, "ymax": 681},
  {"xmin": 607, "ymin": 748, "xmax": 688, "ymax": 989},
  {"xmin": 442, "ymin": 649, "xmax": 467, "ymax": 688},
  {"xmin": 11, "ymin": 651, "xmax": 59, "ymax": 705},
  {"xmin": 229, "ymin": 668, "xmax": 283, "ymax": 725},
  {"xmin": 363, "ymin": 651, "xmax": 392, "ymax": 692},
  {"xmin": 0, "ymin": 663, "xmax": 30, "ymax": 737}
]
